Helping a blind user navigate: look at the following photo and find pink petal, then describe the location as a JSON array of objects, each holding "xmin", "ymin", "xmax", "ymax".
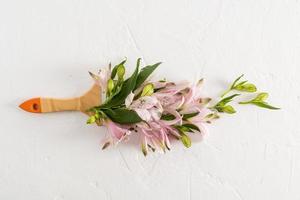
[
  {"xmin": 105, "ymin": 120, "xmax": 130, "ymax": 141},
  {"xmin": 135, "ymin": 109, "xmax": 152, "ymax": 121},
  {"xmin": 131, "ymin": 96, "xmax": 158, "ymax": 109}
]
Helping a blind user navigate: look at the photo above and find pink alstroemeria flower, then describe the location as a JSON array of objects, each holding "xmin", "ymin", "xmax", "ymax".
[
  {"xmin": 179, "ymin": 80, "xmax": 211, "ymax": 138},
  {"xmin": 181, "ymin": 79, "xmax": 204, "ymax": 107},
  {"xmin": 184, "ymin": 107, "xmax": 211, "ymax": 142},
  {"xmin": 103, "ymin": 120, "xmax": 131, "ymax": 144},
  {"xmin": 90, "ymin": 66, "xmax": 111, "ymax": 92},
  {"xmin": 153, "ymin": 81, "xmax": 189, "ymax": 110},
  {"xmin": 136, "ymin": 121, "xmax": 172, "ymax": 154},
  {"xmin": 125, "ymin": 93, "xmax": 163, "ymax": 122}
]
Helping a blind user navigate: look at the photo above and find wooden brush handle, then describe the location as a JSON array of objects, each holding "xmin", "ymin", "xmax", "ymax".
[
  {"xmin": 19, "ymin": 84, "xmax": 101, "ymax": 114},
  {"xmin": 41, "ymin": 97, "xmax": 81, "ymax": 113}
]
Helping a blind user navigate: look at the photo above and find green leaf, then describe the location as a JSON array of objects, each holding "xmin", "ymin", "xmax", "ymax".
[
  {"xmin": 251, "ymin": 102, "xmax": 280, "ymax": 110},
  {"xmin": 221, "ymin": 75, "xmax": 257, "ymax": 97},
  {"xmin": 238, "ymin": 93, "xmax": 280, "ymax": 110},
  {"xmin": 173, "ymin": 125, "xmax": 184, "ymax": 135},
  {"xmin": 235, "ymin": 83, "xmax": 257, "ymax": 92},
  {"xmin": 161, "ymin": 114, "xmax": 176, "ymax": 121},
  {"xmin": 135, "ymin": 62, "xmax": 162, "ymax": 90},
  {"xmin": 178, "ymin": 126, "xmax": 191, "ymax": 132},
  {"xmin": 221, "ymin": 75, "xmax": 244, "ymax": 97},
  {"xmin": 103, "ymin": 108, "xmax": 143, "ymax": 124},
  {"xmin": 105, "ymin": 83, "xmax": 123, "ymax": 103},
  {"xmin": 239, "ymin": 93, "xmax": 269, "ymax": 104},
  {"xmin": 216, "ymin": 94, "xmax": 240, "ymax": 107},
  {"xmin": 100, "ymin": 59, "xmax": 140, "ymax": 108},
  {"xmin": 180, "ymin": 134, "xmax": 191, "ymax": 148},
  {"xmin": 182, "ymin": 124, "xmax": 200, "ymax": 132},
  {"xmin": 111, "ymin": 59, "xmax": 126, "ymax": 79},
  {"xmin": 174, "ymin": 125, "xmax": 194, "ymax": 149},
  {"xmin": 235, "ymin": 80, "xmax": 248, "ymax": 87},
  {"xmin": 182, "ymin": 112, "xmax": 199, "ymax": 120},
  {"xmin": 231, "ymin": 74, "xmax": 244, "ymax": 89}
]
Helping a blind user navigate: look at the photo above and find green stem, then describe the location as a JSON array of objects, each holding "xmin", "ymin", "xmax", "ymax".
[
  {"xmin": 238, "ymin": 101, "xmax": 251, "ymax": 104},
  {"xmin": 220, "ymin": 89, "xmax": 231, "ymax": 98}
]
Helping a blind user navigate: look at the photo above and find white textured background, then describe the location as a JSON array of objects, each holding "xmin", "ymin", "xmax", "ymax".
[{"xmin": 0, "ymin": 0, "xmax": 299, "ymax": 199}]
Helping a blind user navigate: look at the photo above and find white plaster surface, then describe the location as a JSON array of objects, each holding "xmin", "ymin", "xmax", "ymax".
[{"xmin": 0, "ymin": 0, "xmax": 300, "ymax": 199}]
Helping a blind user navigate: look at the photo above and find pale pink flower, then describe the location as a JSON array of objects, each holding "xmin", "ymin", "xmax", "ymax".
[
  {"xmin": 103, "ymin": 120, "xmax": 131, "ymax": 144},
  {"xmin": 179, "ymin": 81, "xmax": 211, "ymax": 138},
  {"xmin": 152, "ymin": 80, "xmax": 190, "ymax": 110},
  {"xmin": 155, "ymin": 79, "xmax": 210, "ymax": 141},
  {"xmin": 157, "ymin": 81, "xmax": 190, "ymax": 95},
  {"xmin": 90, "ymin": 67, "xmax": 111, "ymax": 91},
  {"xmin": 125, "ymin": 95, "xmax": 163, "ymax": 122},
  {"xmin": 136, "ymin": 122, "xmax": 172, "ymax": 153},
  {"xmin": 181, "ymin": 81, "xmax": 204, "ymax": 107}
]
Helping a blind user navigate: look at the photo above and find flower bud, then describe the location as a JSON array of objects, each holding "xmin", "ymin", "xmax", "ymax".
[
  {"xmin": 141, "ymin": 83, "xmax": 154, "ymax": 97},
  {"xmin": 86, "ymin": 115, "xmax": 96, "ymax": 124},
  {"xmin": 117, "ymin": 65, "xmax": 125, "ymax": 80},
  {"xmin": 235, "ymin": 83, "xmax": 257, "ymax": 92},
  {"xmin": 107, "ymin": 79, "xmax": 114, "ymax": 93},
  {"xmin": 180, "ymin": 134, "xmax": 191, "ymax": 148},
  {"xmin": 222, "ymin": 105, "xmax": 236, "ymax": 114},
  {"xmin": 254, "ymin": 92, "xmax": 268, "ymax": 101}
]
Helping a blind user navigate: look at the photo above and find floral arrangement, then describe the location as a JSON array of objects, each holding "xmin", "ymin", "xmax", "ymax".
[{"xmin": 87, "ymin": 58, "xmax": 279, "ymax": 156}]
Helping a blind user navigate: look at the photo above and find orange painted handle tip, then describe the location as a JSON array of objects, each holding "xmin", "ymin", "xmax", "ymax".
[{"xmin": 19, "ymin": 98, "xmax": 42, "ymax": 113}]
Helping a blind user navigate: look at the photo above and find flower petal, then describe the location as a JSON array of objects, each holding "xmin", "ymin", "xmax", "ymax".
[
  {"xmin": 105, "ymin": 120, "xmax": 130, "ymax": 141},
  {"xmin": 125, "ymin": 92, "xmax": 135, "ymax": 108},
  {"xmin": 135, "ymin": 109, "xmax": 152, "ymax": 121}
]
